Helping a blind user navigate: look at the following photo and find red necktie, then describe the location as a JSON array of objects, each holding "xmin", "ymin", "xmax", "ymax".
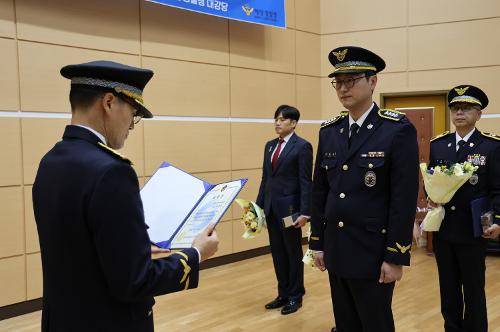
[{"xmin": 272, "ymin": 139, "xmax": 284, "ymax": 171}]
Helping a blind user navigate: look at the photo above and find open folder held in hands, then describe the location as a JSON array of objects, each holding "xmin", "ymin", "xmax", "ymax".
[{"xmin": 141, "ymin": 162, "xmax": 247, "ymax": 249}]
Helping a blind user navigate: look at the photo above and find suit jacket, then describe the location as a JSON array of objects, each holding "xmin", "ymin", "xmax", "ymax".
[
  {"xmin": 256, "ymin": 132, "xmax": 312, "ymax": 220},
  {"xmin": 32, "ymin": 125, "xmax": 199, "ymax": 332},
  {"xmin": 429, "ymin": 129, "xmax": 500, "ymax": 243},
  {"xmin": 309, "ymin": 104, "xmax": 419, "ymax": 279}
]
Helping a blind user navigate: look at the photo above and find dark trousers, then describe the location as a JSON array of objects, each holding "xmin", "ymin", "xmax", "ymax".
[
  {"xmin": 433, "ymin": 238, "xmax": 487, "ymax": 332},
  {"xmin": 267, "ymin": 213, "xmax": 305, "ymax": 301},
  {"xmin": 328, "ymin": 272, "xmax": 395, "ymax": 332}
]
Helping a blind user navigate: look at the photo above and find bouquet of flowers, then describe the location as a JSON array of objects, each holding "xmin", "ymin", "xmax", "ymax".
[
  {"xmin": 302, "ymin": 226, "xmax": 318, "ymax": 269},
  {"xmin": 420, "ymin": 162, "xmax": 478, "ymax": 231},
  {"xmin": 234, "ymin": 198, "xmax": 266, "ymax": 239}
]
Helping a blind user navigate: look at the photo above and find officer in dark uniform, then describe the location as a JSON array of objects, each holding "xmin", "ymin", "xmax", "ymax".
[
  {"xmin": 428, "ymin": 85, "xmax": 500, "ymax": 332},
  {"xmin": 309, "ymin": 46, "xmax": 419, "ymax": 332},
  {"xmin": 32, "ymin": 61, "xmax": 219, "ymax": 332}
]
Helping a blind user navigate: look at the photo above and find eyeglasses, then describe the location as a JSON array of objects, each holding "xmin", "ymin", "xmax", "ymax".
[
  {"xmin": 450, "ymin": 105, "xmax": 481, "ymax": 113},
  {"xmin": 116, "ymin": 94, "xmax": 143, "ymax": 124},
  {"xmin": 331, "ymin": 75, "xmax": 367, "ymax": 90}
]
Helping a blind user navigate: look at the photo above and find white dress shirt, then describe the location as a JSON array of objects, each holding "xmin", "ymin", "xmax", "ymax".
[
  {"xmin": 348, "ymin": 102, "xmax": 375, "ymax": 137},
  {"xmin": 76, "ymin": 125, "xmax": 107, "ymax": 145},
  {"xmin": 270, "ymin": 131, "xmax": 294, "ymax": 162}
]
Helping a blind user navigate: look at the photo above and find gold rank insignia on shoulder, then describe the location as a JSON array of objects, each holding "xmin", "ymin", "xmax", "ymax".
[
  {"xmin": 377, "ymin": 109, "xmax": 405, "ymax": 121},
  {"xmin": 455, "ymin": 86, "xmax": 469, "ymax": 96},
  {"xmin": 97, "ymin": 142, "xmax": 133, "ymax": 165},
  {"xmin": 430, "ymin": 131, "xmax": 450, "ymax": 142},
  {"xmin": 332, "ymin": 49, "xmax": 348, "ymax": 61},
  {"xmin": 480, "ymin": 131, "xmax": 500, "ymax": 141},
  {"xmin": 321, "ymin": 111, "xmax": 348, "ymax": 129}
]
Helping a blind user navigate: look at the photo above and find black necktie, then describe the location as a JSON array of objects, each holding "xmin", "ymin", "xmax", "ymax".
[
  {"xmin": 456, "ymin": 139, "xmax": 466, "ymax": 156},
  {"xmin": 349, "ymin": 123, "xmax": 360, "ymax": 148}
]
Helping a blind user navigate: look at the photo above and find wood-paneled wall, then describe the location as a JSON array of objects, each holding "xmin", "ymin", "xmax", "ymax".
[{"xmin": 0, "ymin": 0, "xmax": 321, "ymax": 307}]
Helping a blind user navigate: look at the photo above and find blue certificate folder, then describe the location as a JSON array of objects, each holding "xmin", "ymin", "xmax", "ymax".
[
  {"xmin": 140, "ymin": 162, "xmax": 247, "ymax": 249},
  {"xmin": 471, "ymin": 197, "xmax": 490, "ymax": 237}
]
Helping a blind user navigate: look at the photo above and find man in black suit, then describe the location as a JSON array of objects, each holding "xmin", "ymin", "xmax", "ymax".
[
  {"xmin": 32, "ymin": 61, "xmax": 219, "ymax": 332},
  {"xmin": 428, "ymin": 85, "xmax": 500, "ymax": 332},
  {"xmin": 309, "ymin": 46, "xmax": 419, "ymax": 332},
  {"xmin": 257, "ymin": 105, "xmax": 313, "ymax": 315}
]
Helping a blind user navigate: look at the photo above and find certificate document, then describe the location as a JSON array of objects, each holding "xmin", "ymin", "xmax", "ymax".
[{"xmin": 140, "ymin": 162, "xmax": 247, "ymax": 249}]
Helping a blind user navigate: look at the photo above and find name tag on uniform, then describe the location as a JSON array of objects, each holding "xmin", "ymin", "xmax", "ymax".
[
  {"xmin": 360, "ymin": 151, "xmax": 385, "ymax": 158},
  {"xmin": 467, "ymin": 154, "xmax": 486, "ymax": 166}
]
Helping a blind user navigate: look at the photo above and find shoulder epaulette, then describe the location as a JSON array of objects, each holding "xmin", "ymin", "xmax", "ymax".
[
  {"xmin": 377, "ymin": 108, "xmax": 405, "ymax": 122},
  {"xmin": 97, "ymin": 142, "xmax": 133, "ymax": 165},
  {"xmin": 430, "ymin": 131, "xmax": 451, "ymax": 142},
  {"xmin": 480, "ymin": 131, "xmax": 500, "ymax": 141},
  {"xmin": 321, "ymin": 111, "xmax": 348, "ymax": 129}
]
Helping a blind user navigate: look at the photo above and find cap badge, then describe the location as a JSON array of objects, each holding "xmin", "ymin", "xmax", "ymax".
[
  {"xmin": 455, "ymin": 86, "xmax": 469, "ymax": 96},
  {"xmin": 332, "ymin": 49, "xmax": 348, "ymax": 62}
]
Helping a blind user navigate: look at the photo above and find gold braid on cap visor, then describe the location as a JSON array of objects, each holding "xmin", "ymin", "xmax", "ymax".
[
  {"xmin": 71, "ymin": 77, "xmax": 144, "ymax": 104},
  {"xmin": 450, "ymin": 96, "xmax": 482, "ymax": 107},
  {"xmin": 333, "ymin": 61, "xmax": 376, "ymax": 73}
]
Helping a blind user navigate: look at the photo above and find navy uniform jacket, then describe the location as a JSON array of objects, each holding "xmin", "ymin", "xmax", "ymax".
[
  {"xmin": 429, "ymin": 130, "xmax": 500, "ymax": 243},
  {"xmin": 33, "ymin": 125, "xmax": 199, "ymax": 332},
  {"xmin": 309, "ymin": 105, "xmax": 419, "ymax": 279},
  {"xmin": 256, "ymin": 133, "xmax": 312, "ymax": 219}
]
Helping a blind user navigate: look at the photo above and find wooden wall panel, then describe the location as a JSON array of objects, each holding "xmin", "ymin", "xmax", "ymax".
[
  {"xmin": 21, "ymin": 118, "xmax": 68, "ymax": 185},
  {"xmin": 142, "ymin": 57, "xmax": 230, "ymax": 117},
  {"xmin": 0, "ymin": 0, "xmax": 15, "ymax": 38},
  {"xmin": 0, "ymin": 38, "xmax": 19, "ymax": 111},
  {"xmin": 476, "ymin": 118, "xmax": 500, "ymax": 135},
  {"xmin": 409, "ymin": 0, "xmax": 500, "ymax": 25},
  {"xmin": 144, "ymin": 121, "xmax": 231, "ymax": 176},
  {"xmin": 409, "ymin": 19, "xmax": 500, "ymax": 71},
  {"xmin": 230, "ymin": 68, "xmax": 295, "ymax": 118},
  {"xmin": 18, "ymin": 41, "xmax": 140, "ymax": 113},
  {"xmin": 141, "ymin": 2, "xmax": 229, "ymax": 65},
  {"xmin": 0, "ymin": 187, "xmax": 24, "ymax": 258},
  {"xmin": 295, "ymin": 0, "xmax": 320, "ymax": 33},
  {"xmin": 0, "ymin": 118, "xmax": 22, "ymax": 186},
  {"xmin": 285, "ymin": 0, "xmax": 295, "ymax": 29},
  {"xmin": 16, "ymin": 0, "xmax": 140, "ymax": 54},
  {"xmin": 297, "ymin": 75, "xmax": 322, "ymax": 120},
  {"xmin": 0, "ymin": 256, "xmax": 25, "ymax": 306},
  {"xmin": 231, "ymin": 122, "xmax": 274, "ymax": 170},
  {"xmin": 230, "ymin": 22, "xmax": 295, "ymax": 73},
  {"xmin": 408, "ymin": 67, "xmax": 500, "ymax": 111},
  {"xmin": 211, "ymin": 221, "xmax": 233, "ymax": 258},
  {"xmin": 321, "ymin": 0, "xmax": 407, "ymax": 34},
  {"xmin": 232, "ymin": 219, "xmax": 269, "ymax": 252},
  {"xmin": 296, "ymin": 32, "xmax": 321, "ymax": 76}
]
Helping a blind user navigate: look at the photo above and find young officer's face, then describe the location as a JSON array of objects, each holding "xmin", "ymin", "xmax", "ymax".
[
  {"xmin": 450, "ymin": 103, "xmax": 481, "ymax": 130},
  {"xmin": 333, "ymin": 73, "xmax": 377, "ymax": 110},
  {"xmin": 274, "ymin": 112, "xmax": 296, "ymax": 137}
]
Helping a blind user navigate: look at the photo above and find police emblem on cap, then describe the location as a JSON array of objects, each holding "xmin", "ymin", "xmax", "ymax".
[
  {"xmin": 448, "ymin": 84, "xmax": 489, "ymax": 110},
  {"xmin": 455, "ymin": 86, "xmax": 469, "ymax": 96},
  {"xmin": 469, "ymin": 174, "xmax": 479, "ymax": 185},
  {"xmin": 332, "ymin": 49, "xmax": 348, "ymax": 61},
  {"xmin": 364, "ymin": 171, "xmax": 376, "ymax": 187}
]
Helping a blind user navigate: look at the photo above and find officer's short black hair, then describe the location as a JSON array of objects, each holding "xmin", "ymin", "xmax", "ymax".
[
  {"xmin": 274, "ymin": 105, "xmax": 300, "ymax": 122},
  {"xmin": 69, "ymin": 87, "xmax": 106, "ymax": 112}
]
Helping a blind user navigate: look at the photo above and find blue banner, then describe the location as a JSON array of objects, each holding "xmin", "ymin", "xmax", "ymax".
[{"xmin": 147, "ymin": 0, "xmax": 286, "ymax": 28}]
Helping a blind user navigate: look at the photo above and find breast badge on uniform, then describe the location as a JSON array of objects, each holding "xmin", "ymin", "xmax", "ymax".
[
  {"xmin": 469, "ymin": 174, "xmax": 479, "ymax": 185},
  {"xmin": 364, "ymin": 171, "xmax": 377, "ymax": 187}
]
